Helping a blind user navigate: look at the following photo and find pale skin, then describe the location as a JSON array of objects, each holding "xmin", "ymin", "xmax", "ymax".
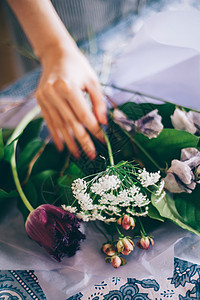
[{"xmin": 7, "ymin": 0, "xmax": 107, "ymax": 159}]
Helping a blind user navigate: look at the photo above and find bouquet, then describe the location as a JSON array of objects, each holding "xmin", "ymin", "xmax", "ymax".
[{"xmin": 1, "ymin": 87, "xmax": 200, "ymax": 268}]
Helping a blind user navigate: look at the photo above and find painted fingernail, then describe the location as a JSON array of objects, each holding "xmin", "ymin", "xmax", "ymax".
[
  {"xmin": 101, "ymin": 113, "xmax": 108, "ymax": 125},
  {"xmin": 73, "ymin": 151, "xmax": 80, "ymax": 159},
  {"xmin": 87, "ymin": 150, "xmax": 96, "ymax": 160}
]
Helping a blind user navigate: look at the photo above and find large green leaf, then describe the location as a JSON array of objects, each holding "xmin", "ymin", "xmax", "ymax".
[
  {"xmin": 134, "ymin": 129, "xmax": 200, "ymax": 170},
  {"xmin": 31, "ymin": 144, "xmax": 69, "ymax": 175},
  {"xmin": 18, "ymin": 117, "xmax": 43, "ymax": 150},
  {"xmin": 152, "ymin": 190, "xmax": 200, "ymax": 235},
  {"xmin": 31, "ymin": 170, "xmax": 58, "ymax": 205},
  {"xmin": 18, "ymin": 138, "xmax": 44, "ymax": 168}
]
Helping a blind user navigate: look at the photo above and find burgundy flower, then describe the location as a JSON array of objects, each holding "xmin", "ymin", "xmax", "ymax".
[{"xmin": 25, "ymin": 204, "xmax": 85, "ymax": 261}]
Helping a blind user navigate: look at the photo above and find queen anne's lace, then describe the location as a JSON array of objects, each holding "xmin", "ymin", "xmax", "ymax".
[
  {"xmin": 63, "ymin": 162, "xmax": 163, "ymax": 223},
  {"xmin": 137, "ymin": 169, "xmax": 160, "ymax": 187}
]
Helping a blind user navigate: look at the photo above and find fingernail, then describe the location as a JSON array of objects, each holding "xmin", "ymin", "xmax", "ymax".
[
  {"xmin": 87, "ymin": 150, "xmax": 96, "ymax": 160},
  {"xmin": 101, "ymin": 113, "xmax": 108, "ymax": 125},
  {"xmin": 99, "ymin": 136, "xmax": 106, "ymax": 143},
  {"xmin": 73, "ymin": 151, "xmax": 80, "ymax": 159}
]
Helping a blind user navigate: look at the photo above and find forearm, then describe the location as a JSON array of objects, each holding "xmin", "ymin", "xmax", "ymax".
[{"xmin": 7, "ymin": 0, "xmax": 78, "ymax": 62}]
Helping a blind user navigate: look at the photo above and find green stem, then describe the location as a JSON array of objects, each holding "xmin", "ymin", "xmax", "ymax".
[
  {"xmin": 115, "ymin": 223, "xmax": 124, "ymax": 238},
  {"xmin": 94, "ymin": 221, "xmax": 110, "ymax": 242},
  {"xmin": 101, "ymin": 129, "xmax": 114, "ymax": 166},
  {"xmin": 138, "ymin": 217, "xmax": 147, "ymax": 236},
  {"xmin": 8, "ymin": 105, "xmax": 41, "ymax": 212}
]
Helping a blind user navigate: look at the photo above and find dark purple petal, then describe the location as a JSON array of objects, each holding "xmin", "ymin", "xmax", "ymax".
[{"xmin": 25, "ymin": 204, "xmax": 85, "ymax": 261}]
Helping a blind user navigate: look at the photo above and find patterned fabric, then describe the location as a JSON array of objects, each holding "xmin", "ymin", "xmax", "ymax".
[
  {"xmin": 67, "ymin": 258, "xmax": 200, "ymax": 300},
  {"xmin": 0, "ymin": 270, "xmax": 46, "ymax": 300},
  {"xmin": 0, "ymin": 258, "xmax": 200, "ymax": 299}
]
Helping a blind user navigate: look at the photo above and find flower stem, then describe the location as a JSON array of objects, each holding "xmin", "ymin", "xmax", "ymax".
[
  {"xmin": 8, "ymin": 105, "xmax": 41, "ymax": 212},
  {"xmin": 138, "ymin": 217, "xmax": 147, "ymax": 237},
  {"xmin": 115, "ymin": 223, "xmax": 124, "ymax": 238},
  {"xmin": 94, "ymin": 221, "xmax": 110, "ymax": 242},
  {"xmin": 101, "ymin": 128, "xmax": 114, "ymax": 166}
]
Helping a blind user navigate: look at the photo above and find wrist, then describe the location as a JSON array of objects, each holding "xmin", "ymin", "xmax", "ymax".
[{"xmin": 36, "ymin": 34, "xmax": 78, "ymax": 66}]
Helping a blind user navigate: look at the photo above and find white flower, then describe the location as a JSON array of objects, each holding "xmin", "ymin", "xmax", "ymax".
[
  {"xmin": 100, "ymin": 193, "xmax": 118, "ymax": 205},
  {"xmin": 129, "ymin": 186, "xmax": 140, "ymax": 197},
  {"xmin": 171, "ymin": 108, "xmax": 196, "ymax": 134},
  {"xmin": 133, "ymin": 193, "xmax": 150, "ymax": 207},
  {"xmin": 90, "ymin": 174, "xmax": 121, "ymax": 195},
  {"xmin": 155, "ymin": 180, "xmax": 165, "ymax": 195},
  {"xmin": 76, "ymin": 192, "xmax": 94, "ymax": 210},
  {"xmin": 126, "ymin": 206, "xmax": 149, "ymax": 216},
  {"xmin": 137, "ymin": 169, "xmax": 160, "ymax": 187},
  {"xmin": 117, "ymin": 190, "xmax": 132, "ymax": 206},
  {"xmin": 62, "ymin": 205, "xmax": 77, "ymax": 213},
  {"xmin": 72, "ymin": 178, "xmax": 87, "ymax": 196},
  {"xmin": 76, "ymin": 212, "xmax": 91, "ymax": 222},
  {"xmin": 104, "ymin": 217, "xmax": 117, "ymax": 223}
]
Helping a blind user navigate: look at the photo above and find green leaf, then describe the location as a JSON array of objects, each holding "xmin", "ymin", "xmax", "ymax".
[
  {"xmin": 18, "ymin": 138, "xmax": 44, "ymax": 168},
  {"xmin": 58, "ymin": 162, "xmax": 85, "ymax": 188},
  {"xmin": 0, "ymin": 129, "xmax": 4, "ymax": 161},
  {"xmin": 147, "ymin": 203, "xmax": 165, "ymax": 222},
  {"xmin": 0, "ymin": 189, "xmax": 17, "ymax": 207},
  {"xmin": 31, "ymin": 170, "xmax": 59, "ymax": 205},
  {"xmin": 152, "ymin": 191, "xmax": 200, "ymax": 236},
  {"xmin": 18, "ymin": 117, "xmax": 43, "ymax": 150},
  {"xmin": 134, "ymin": 129, "xmax": 199, "ymax": 170},
  {"xmin": 31, "ymin": 144, "xmax": 69, "ymax": 175}
]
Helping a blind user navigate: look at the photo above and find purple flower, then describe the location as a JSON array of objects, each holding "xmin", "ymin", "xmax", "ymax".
[
  {"xmin": 112, "ymin": 108, "xmax": 163, "ymax": 139},
  {"xmin": 25, "ymin": 204, "xmax": 85, "ymax": 261},
  {"xmin": 164, "ymin": 148, "xmax": 200, "ymax": 193}
]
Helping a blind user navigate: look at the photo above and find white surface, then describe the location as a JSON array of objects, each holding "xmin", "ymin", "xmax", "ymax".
[{"xmin": 109, "ymin": 10, "xmax": 200, "ymax": 110}]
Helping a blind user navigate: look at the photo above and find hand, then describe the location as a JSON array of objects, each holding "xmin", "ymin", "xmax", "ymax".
[{"xmin": 36, "ymin": 44, "xmax": 107, "ymax": 159}]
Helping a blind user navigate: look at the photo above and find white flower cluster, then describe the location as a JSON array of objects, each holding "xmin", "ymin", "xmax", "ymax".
[
  {"xmin": 90, "ymin": 174, "xmax": 121, "ymax": 195},
  {"xmin": 63, "ymin": 164, "xmax": 164, "ymax": 223},
  {"xmin": 137, "ymin": 169, "xmax": 160, "ymax": 187}
]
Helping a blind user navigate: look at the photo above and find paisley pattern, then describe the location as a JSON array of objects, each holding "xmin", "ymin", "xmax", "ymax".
[{"xmin": 0, "ymin": 271, "xmax": 46, "ymax": 300}]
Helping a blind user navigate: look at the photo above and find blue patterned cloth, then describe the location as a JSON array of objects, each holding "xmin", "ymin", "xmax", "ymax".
[
  {"xmin": 67, "ymin": 258, "xmax": 200, "ymax": 300},
  {"xmin": 1, "ymin": 258, "xmax": 200, "ymax": 299},
  {"xmin": 0, "ymin": 270, "xmax": 46, "ymax": 299}
]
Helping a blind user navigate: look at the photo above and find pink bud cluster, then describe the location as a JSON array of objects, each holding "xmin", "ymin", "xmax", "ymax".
[
  {"xmin": 102, "ymin": 237, "xmax": 134, "ymax": 268},
  {"xmin": 101, "ymin": 214, "xmax": 154, "ymax": 268}
]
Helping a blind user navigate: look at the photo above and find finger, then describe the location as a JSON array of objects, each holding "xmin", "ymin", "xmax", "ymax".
[
  {"xmin": 86, "ymin": 80, "xmax": 108, "ymax": 125},
  {"xmin": 53, "ymin": 80, "xmax": 105, "ymax": 142},
  {"xmin": 42, "ymin": 83, "xmax": 100, "ymax": 158},
  {"xmin": 36, "ymin": 94, "xmax": 64, "ymax": 151},
  {"xmin": 38, "ymin": 91, "xmax": 81, "ymax": 158}
]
